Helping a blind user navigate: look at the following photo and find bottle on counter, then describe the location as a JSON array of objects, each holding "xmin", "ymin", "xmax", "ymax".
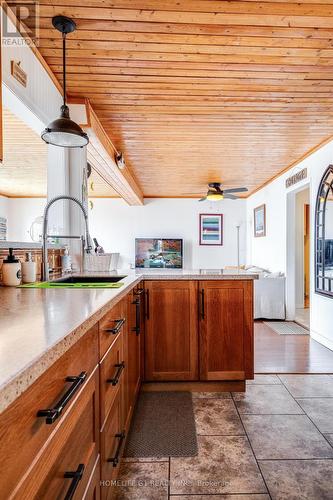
[
  {"xmin": 22, "ymin": 252, "xmax": 37, "ymax": 284},
  {"xmin": 2, "ymin": 248, "xmax": 22, "ymax": 286},
  {"xmin": 61, "ymin": 246, "xmax": 72, "ymax": 273}
]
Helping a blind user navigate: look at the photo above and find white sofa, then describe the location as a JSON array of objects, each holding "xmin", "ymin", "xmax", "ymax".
[{"xmin": 245, "ymin": 266, "xmax": 286, "ymax": 320}]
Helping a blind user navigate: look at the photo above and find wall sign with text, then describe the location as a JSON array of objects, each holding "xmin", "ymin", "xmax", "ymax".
[{"xmin": 285, "ymin": 168, "xmax": 307, "ymax": 188}]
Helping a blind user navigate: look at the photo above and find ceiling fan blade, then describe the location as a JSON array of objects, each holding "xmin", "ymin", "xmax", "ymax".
[
  {"xmin": 223, "ymin": 194, "xmax": 238, "ymax": 200},
  {"xmin": 199, "ymin": 197, "xmax": 207, "ymax": 202},
  {"xmin": 223, "ymin": 187, "xmax": 248, "ymax": 194}
]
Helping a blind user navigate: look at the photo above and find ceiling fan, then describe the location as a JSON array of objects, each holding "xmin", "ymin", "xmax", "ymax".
[{"xmin": 198, "ymin": 183, "xmax": 248, "ymax": 202}]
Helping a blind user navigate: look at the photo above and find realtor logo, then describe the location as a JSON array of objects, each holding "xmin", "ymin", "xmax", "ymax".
[{"xmin": 1, "ymin": 1, "xmax": 39, "ymax": 46}]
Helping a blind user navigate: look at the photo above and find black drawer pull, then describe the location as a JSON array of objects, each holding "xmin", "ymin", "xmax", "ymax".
[
  {"xmin": 104, "ymin": 318, "xmax": 125, "ymax": 335},
  {"xmin": 108, "ymin": 431, "xmax": 126, "ymax": 467},
  {"xmin": 37, "ymin": 371, "xmax": 87, "ymax": 424},
  {"xmin": 107, "ymin": 362, "xmax": 125, "ymax": 386},
  {"xmin": 64, "ymin": 463, "xmax": 85, "ymax": 500}
]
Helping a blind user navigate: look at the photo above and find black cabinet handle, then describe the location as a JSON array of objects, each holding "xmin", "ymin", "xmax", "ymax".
[
  {"xmin": 107, "ymin": 431, "xmax": 126, "ymax": 467},
  {"xmin": 104, "ymin": 318, "xmax": 126, "ymax": 335},
  {"xmin": 107, "ymin": 362, "xmax": 125, "ymax": 386},
  {"xmin": 200, "ymin": 289, "xmax": 205, "ymax": 320},
  {"xmin": 37, "ymin": 372, "xmax": 87, "ymax": 424},
  {"xmin": 132, "ymin": 296, "xmax": 141, "ymax": 335},
  {"xmin": 64, "ymin": 463, "xmax": 85, "ymax": 500},
  {"xmin": 145, "ymin": 289, "xmax": 150, "ymax": 319}
]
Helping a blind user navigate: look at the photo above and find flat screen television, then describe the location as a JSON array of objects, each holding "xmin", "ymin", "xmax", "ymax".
[{"xmin": 135, "ymin": 238, "xmax": 183, "ymax": 269}]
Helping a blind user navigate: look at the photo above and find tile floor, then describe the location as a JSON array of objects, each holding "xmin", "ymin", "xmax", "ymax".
[{"xmin": 112, "ymin": 374, "xmax": 333, "ymax": 500}]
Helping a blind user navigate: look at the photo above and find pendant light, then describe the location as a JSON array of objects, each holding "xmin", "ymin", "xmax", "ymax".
[{"xmin": 41, "ymin": 16, "xmax": 89, "ymax": 148}]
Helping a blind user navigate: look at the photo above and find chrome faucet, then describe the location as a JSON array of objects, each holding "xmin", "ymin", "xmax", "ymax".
[{"xmin": 42, "ymin": 195, "xmax": 92, "ymax": 281}]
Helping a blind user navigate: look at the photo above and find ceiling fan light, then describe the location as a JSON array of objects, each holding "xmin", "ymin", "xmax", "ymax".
[{"xmin": 206, "ymin": 192, "xmax": 223, "ymax": 201}]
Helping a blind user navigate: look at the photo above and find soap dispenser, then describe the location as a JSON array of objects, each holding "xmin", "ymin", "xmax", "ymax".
[
  {"xmin": 2, "ymin": 248, "xmax": 22, "ymax": 286},
  {"xmin": 22, "ymin": 252, "xmax": 37, "ymax": 284}
]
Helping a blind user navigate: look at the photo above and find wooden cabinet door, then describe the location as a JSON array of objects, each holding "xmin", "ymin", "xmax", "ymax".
[
  {"xmin": 126, "ymin": 286, "xmax": 143, "ymax": 420},
  {"xmin": 15, "ymin": 370, "xmax": 100, "ymax": 500},
  {"xmin": 100, "ymin": 332, "xmax": 124, "ymax": 429},
  {"xmin": 100, "ymin": 389, "xmax": 124, "ymax": 500},
  {"xmin": 99, "ymin": 298, "xmax": 127, "ymax": 358},
  {"xmin": 199, "ymin": 280, "xmax": 254, "ymax": 381},
  {"xmin": 145, "ymin": 280, "xmax": 198, "ymax": 381}
]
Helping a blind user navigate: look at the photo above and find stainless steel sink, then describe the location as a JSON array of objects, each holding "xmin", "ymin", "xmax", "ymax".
[{"xmin": 55, "ymin": 276, "xmax": 127, "ymax": 284}]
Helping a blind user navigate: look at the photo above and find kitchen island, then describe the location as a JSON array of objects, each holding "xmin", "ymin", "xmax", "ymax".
[{"xmin": 0, "ymin": 270, "xmax": 257, "ymax": 499}]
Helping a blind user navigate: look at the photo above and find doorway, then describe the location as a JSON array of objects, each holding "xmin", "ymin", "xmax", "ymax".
[{"xmin": 294, "ymin": 188, "xmax": 310, "ymax": 329}]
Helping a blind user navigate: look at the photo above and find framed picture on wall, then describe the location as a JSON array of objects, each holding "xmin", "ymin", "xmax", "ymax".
[
  {"xmin": 254, "ymin": 204, "xmax": 266, "ymax": 237},
  {"xmin": 199, "ymin": 214, "xmax": 223, "ymax": 246}
]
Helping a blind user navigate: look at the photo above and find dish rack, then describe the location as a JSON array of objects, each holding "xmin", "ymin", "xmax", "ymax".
[{"xmin": 84, "ymin": 253, "xmax": 119, "ymax": 272}]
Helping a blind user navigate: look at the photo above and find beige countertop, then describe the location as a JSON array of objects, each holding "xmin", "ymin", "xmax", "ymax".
[{"xmin": 0, "ymin": 269, "xmax": 257, "ymax": 413}]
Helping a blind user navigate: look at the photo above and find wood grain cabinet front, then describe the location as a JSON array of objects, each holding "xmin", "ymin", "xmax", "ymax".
[
  {"xmin": 13, "ymin": 369, "xmax": 100, "ymax": 500},
  {"xmin": 199, "ymin": 280, "xmax": 254, "ymax": 381},
  {"xmin": 100, "ymin": 389, "xmax": 125, "ymax": 500},
  {"xmin": 0, "ymin": 325, "xmax": 98, "ymax": 499},
  {"xmin": 125, "ymin": 285, "xmax": 144, "ymax": 426},
  {"xmin": 144, "ymin": 280, "xmax": 199, "ymax": 381},
  {"xmin": 99, "ymin": 332, "xmax": 124, "ymax": 429},
  {"xmin": 99, "ymin": 299, "xmax": 127, "ymax": 358}
]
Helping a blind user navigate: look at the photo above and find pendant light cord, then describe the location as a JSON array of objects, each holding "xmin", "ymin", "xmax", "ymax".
[{"xmin": 62, "ymin": 32, "xmax": 66, "ymax": 107}]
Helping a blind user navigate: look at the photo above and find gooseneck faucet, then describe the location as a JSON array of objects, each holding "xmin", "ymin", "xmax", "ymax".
[{"xmin": 42, "ymin": 195, "xmax": 92, "ymax": 281}]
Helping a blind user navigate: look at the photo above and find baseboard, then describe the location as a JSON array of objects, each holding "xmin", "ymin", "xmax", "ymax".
[
  {"xmin": 141, "ymin": 380, "xmax": 245, "ymax": 392},
  {"xmin": 311, "ymin": 329, "xmax": 333, "ymax": 352}
]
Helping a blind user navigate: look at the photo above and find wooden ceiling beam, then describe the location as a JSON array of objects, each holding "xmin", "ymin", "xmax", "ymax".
[{"xmin": 83, "ymin": 102, "xmax": 143, "ymax": 206}]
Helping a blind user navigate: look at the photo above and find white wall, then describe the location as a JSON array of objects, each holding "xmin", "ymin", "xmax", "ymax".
[
  {"xmin": 6, "ymin": 198, "xmax": 45, "ymax": 241},
  {"xmin": 2, "ymin": 8, "xmax": 62, "ymax": 126},
  {"xmin": 89, "ymin": 198, "xmax": 247, "ymax": 270},
  {"xmin": 246, "ymin": 139, "xmax": 333, "ymax": 350},
  {"xmin": 0, "ymin": 196, "xmax": 9, "ymax": 220}
]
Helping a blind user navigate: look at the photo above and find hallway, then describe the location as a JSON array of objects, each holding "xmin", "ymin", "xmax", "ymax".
[{"xmin": 255, "ymin": 322, "xmax": 333, "ymax": 374}]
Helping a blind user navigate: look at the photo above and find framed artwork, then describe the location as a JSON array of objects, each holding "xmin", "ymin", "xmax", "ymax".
[
  {"xmin": 199, "ymin": 214, "xmax": 223, "ymax": 246},
  {"xmin": 254, "ymin": 204, "xmax": 266, "ymax": 237}
]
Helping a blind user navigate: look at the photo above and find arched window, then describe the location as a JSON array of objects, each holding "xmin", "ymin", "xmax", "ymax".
[{"xmin": 315, "ymin": 165, "xmax": 333, "ymax": 297}]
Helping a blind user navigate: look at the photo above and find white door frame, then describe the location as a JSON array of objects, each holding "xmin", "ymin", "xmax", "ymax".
[{"xmin": 286, "ymin": 182, "xmax": 310, "ymax": 320}]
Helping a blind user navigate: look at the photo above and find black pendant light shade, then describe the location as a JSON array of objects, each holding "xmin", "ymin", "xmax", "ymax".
[
  {"xmin": 42, "ymin": 104, "xmax": 88, "ymax": 147},
  {"xmin": 41, "ymin": 16, "xmax": 89, "ymax": 148}
]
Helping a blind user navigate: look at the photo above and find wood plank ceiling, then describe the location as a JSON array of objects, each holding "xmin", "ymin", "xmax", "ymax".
[{"xmin": 29, "ymin": 1, "xmax": 333, "ymax": 196}]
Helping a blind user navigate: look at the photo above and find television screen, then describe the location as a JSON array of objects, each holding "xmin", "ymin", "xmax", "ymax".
[{"xmin": 135, "ymin": 238, "xmax": 183, "ymax": 268}]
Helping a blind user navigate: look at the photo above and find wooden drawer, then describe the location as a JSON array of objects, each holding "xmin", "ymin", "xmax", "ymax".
[
  {"xmin": 83, "ymin": 456, "xmax": 101, "ymax": 500},
  {"xmin": 14, "ymin": 369, "xmax": 99, "ymax": 499},
  {"xmin": 99, "ymin": 299, "xmax": 127, "ymax": 358},
  {"xmin": 100, "ymin": 390, "xmax": 125, "ymax": 500},
  {"xmin": 0, "ymin": 325, "xmax": 98, "ymax": 499},
  {"xmin": 100, "ymin": 333, "xmax": 124, "ymax": 428}
]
